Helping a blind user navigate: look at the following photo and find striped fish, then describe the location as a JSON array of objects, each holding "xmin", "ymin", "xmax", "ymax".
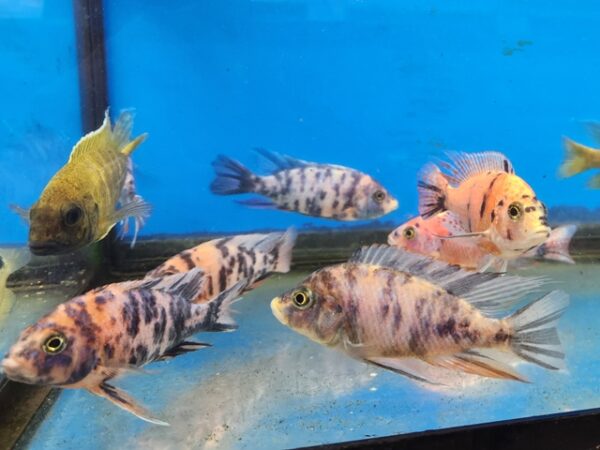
[
  {"xmin": 210, "ymin": 149, "xmax": 398, "ymax": 220},
  {"xmin": 272, "ymin": 245, "xmax": 569, "ymax": 384},
  {"xmin": 388, "ymin": 212, "xmax": 576, "ymax": 271},
  {"xmin": 1, "ymin": 269, "xmax": 243, "ymax": 425},
  {"xmin": 417, "ymin": 151, "xmax": 550, "ymax": 258},
  {"xmin": 145, "ymin": 228, "xmax": 297, "ymax": 302}
]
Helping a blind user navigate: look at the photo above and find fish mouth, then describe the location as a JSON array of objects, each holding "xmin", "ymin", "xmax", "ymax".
[
  {"xmin": 29, "ymin": 241, "xmax": 70, "ymax": 256},
  {"xmin": 270, "ymin": 297, "xmax": 287, "ymax": 325},
  {"xmin": 389, "ymin": 199, "xmax": 399, "ymax": 212}
]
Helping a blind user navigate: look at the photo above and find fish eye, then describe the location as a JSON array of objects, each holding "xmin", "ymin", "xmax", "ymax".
[
  {"xmin": 507, "ymin": 202, "xmax": 523, "ymax": 221},
  {"xmin": 42, "ymin": 333, "xmax": 67, "ymax": 355},
  {"xmin": 402, "ymin": 226, "xmax": 416, "ymax": 240},
  {"xmin": 291, "ymin": 288, "xmax": 313, "ymax": 309},
  {"xmin": 372, "ymin": 190, "xmax": 386, "ymax": 203},
  {"xmin": 64, "ymin": 206, "xmax": 83, "ymax": 226}
]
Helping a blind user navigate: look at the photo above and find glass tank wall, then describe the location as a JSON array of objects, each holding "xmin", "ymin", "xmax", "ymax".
[{"xmin": 1, "ymin": 1, "xmax": 600, "ymax": 449}]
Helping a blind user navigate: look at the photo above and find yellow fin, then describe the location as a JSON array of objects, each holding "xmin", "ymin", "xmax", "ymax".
[
  {"xmin": 560, "ymin": 137, "xmax": 598, "ymax": 177},
  {"xmin": 68, "ymin": 110, "xmax": 112, "ymax": 162},
  {"xmin": 88, "ymin": 382, "xmax": 169, "ymax": 426},
  {"xmin": 121, "ymin": 133, "xmax": 147, "ymax": 156}
]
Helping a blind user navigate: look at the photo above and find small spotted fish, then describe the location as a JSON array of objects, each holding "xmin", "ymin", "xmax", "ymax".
[
  {"xmin": 418, "ymin": 151, "xmax": 550, "ymax": 258},
  {"xmin": 12, "ymin": 110, "xmax": 151, "ymax": 255},
  {"xmin": 145, "ymin": 228, "xmax": 297, "ymax": 302},
  {"xmin": 210, "ymin": 148, "xmax": 398, "ymax": 220},
  {"xmin": 560, "ymin": 126, "xmax": 600, "ymax": 188},
  {"xmin": 272, "ymin": 245, "xmax": 568, "ymax": 384},
  {"xmin": 1, "ymin": 268, "xmax": 243, "ymax": 425},
  {"xmin": 388, "ymin": 212, "xmax": 576, "ymax": 271}
]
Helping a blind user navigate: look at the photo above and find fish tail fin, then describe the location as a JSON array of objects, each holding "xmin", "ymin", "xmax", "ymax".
[
  {"xmin": 417, "ymin": 163, "xmax": 449, "ymax": 218},
  {"xmin": 507, "ymin": 290, "xmax": 569, "ymax": 371},
  {"xmin": 210, "ymin": 155, "xmax": 258, "ymax": 195},
  {"xmin": 192, "ymin": 280, "xmax": 245, "ymax": 330},
  {"xmin": 560, "ymin": 138, "xmax": 596, "ymax": 177},
  {"xmin": 274, "ymin": 227, "xmax": 297, "ymax": 273},
  {"xmin": 111, "ymin": 110, "xmax": 147, "ymax": 156},
  {"xmin": 525, "ymin": 225, "xmax": 577, "ymax": 264}
]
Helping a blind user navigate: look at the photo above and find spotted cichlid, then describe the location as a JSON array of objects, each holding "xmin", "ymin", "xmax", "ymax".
[
  {"xmin": 145, "ymin": 228, "xmax": 297, "ymax": 302},
  {"xmin": 1, "ymin": 269, "xmax": 243, "ymax": 425},
  {"xmin": 14, "ymin": 110, "xmax": 151, "ymax": 255},
  {"xmin": 272, "ymin": 245, "xmax": 568, "ymax": 384},
  {"xmin": 210, "ymin": 149, "xmax": 398, "ymax": 220},
  {"xmin": 418, "ymin": 151, "xmax": 550, "ymax": 259}
]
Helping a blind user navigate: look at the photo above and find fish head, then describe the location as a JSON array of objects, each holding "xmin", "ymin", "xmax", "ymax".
[
  {"xmin": 491, "ymin": 181, "xmax": 551, "ymax": 254},
  {"xmin": 387, "ymin": 216, "xmax": 440, "ymax": 255},
  {"xmin": 2, "ymin": 301, "xmax": 98, "ymax": 386},
  {"xmin": 28, "ymin": 193, "xmax": 98, "ymax": 255},
  {"xmin": 271, "ymin": 270, "xmax": 346, "ymax": 346},
  {"xmin": 355, "ymin": 177, "xmax": 398, "ymax": 219}
]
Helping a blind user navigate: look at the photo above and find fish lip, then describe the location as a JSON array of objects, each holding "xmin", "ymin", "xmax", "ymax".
[
  {"xmin": 29, "ymin": 241, "xmax": 69, "ymax": 255},
  {"xmin": 270, "ymin": 297, "xmax": 287, "ymax": 325}
]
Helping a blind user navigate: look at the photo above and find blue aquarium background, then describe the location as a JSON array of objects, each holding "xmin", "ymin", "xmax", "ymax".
[{"xmin": 2, "ymin": 0, "xmax": 600, "ymax": 243}]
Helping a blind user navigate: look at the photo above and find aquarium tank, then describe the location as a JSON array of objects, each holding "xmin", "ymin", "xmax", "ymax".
[{"xmin": 1, "ymin": 1, "xmax": 600, "ymax": 449}]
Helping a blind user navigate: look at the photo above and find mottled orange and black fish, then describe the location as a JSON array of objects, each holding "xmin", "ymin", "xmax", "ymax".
[
  {"xmin": 1, "ymin": 269, "xmax": 243, "ymax": 425},
  {"xmin": 418, "ymin": 151, "xmax": 550, "ymax": 259},
  {"xmin": 210, "ymin": 149, "xmax": 398, "ymax": 220},
  {"xmin": 13, "ymin": 110, "xmax": 151, "ymax": 255},
  {"xmin": 272, "ymin": 245, "xmax": 568, "ymax": 385},
  {"xmin": 146, "ymin": 228, "xmax": 296, "ymax": 302}
]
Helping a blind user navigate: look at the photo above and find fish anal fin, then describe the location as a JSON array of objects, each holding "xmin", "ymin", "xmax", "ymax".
[
  {"xmin": 366, "ymin": 356, "xmax": 446, "ymax": 386},
  {"xmin": 89, "ymin": 382, "xmax": 169, "ymax": 426},
  {"xmin": 235, "ymin": 197, "xmax": 278, "ymax": 209},
  {"xmin": 426, "ymin": 351, "xmax": 527, "ymax": 382},
  {"xmin": 156, "ymin": 341, "xmax": 211, "ymax": 362}
]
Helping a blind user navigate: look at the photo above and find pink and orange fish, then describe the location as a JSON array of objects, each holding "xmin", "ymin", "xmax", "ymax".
[
  {"xmin": 418, "ymin": 151, "xmax": 550, "ymax": 259},
  {"xmin": 388, "ymin": 212, "xmax": 576, "ymax": 271}
]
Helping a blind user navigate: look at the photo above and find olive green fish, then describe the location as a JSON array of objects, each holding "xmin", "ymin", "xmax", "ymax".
[
  {"xmin": 272, "ymin": 245, "xmax": 568, "ymax": 384},
  {"xmin": 13, "ymin": 110, "xmax": 151, "ymax": 255}
]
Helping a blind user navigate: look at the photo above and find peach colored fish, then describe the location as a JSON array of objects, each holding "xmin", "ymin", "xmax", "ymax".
[
  {"xmin": 272, "ymin": 245, "xmax": 568, "ymax": 384},
  {"xmin": 210, "ymin": 149, "xmax": 398, "ymax": 220},
  {"xmin": 2, "ymin": 269, "xmax": 243, "ymax": 425},
  {"xmin": 388, "ymin": 212, "xmax": 576, "ymax": 271},
  {"xmin": 418, "ymin": 152, "xmax": 550, "ymax": 258},
  {"xmin": 145, "ymin": 228, "xmax": 296, "ymax": 302}
]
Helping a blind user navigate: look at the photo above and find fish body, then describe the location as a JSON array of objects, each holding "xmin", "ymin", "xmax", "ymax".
[
  {"xmin": 210, "ymin": 149, "xmax": 398, "ymax": 220},
  {"xmin": 145, "ymin": 228, "xmax": 297, "ymax": 302},
  {"xmin": 1, "ymin": 269, "xmax": 242, "ymax": 425},
  {"xmin": 388, "ymin": 213, "xmax": 576, "ymax": 270},
  {"xmin": 18, "ymin": 110, "xmax": 151, "ymax": 255},
  {"xmin": 418, "ymin": 151, "xmax": 550, "ymax": 258},
  {"xmin": 272, "ymin": 245, "xmax": 568, "ymax": 384}
]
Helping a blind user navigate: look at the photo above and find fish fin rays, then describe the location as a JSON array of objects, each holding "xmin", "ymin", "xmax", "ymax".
[
  {"xmin": 507, "ymin": 290, "xmax": 569, "ymax": 371},
  {"xmin": 350, "ymin": 245, "xmax": 546, "ymax": 316},
  {"xmin": 425, "ymin": 350, "xmax": 527, "ymax": 382},
  {"xmin": 190, "ymin": 280, "xmax": 245, "ymax": 329},
  {"xmin": 111, "ymin": 196, "xmax": 152, "ymax": 237},
  {"xmin": 366, "ymin": 356, "xmax": 447, "ymax": 386},
  {"xmin": 210, "ymin": 155, "xmax": 257, "ymax": 195},
  {"xmin": 89, "ymin": 382, "xmax": 169, "ymax": 426},
  {"xmin": 560, "ymin": 138, "xmax": 596, "ymax": 178},
  {"xmin": 155, "ymin": 341, "xmax": 211, "ymax": 362},
  {"xmin": 442, "ymin": 151, "xmax": 515, "ymax": 185},
  {"xmin": 235, "ymin": 197, "xmax": 279, "ymax": 209},
  {"xmin": 417, "ymin": 163, "xmax": 448, "ymax": 218},
  {"xmin": 253, "ymin": 147, "xmax": 310, "ymax": 172},
  {"xmin": 120, "ymin": 268, "xmax": 207, "ymax": 303},
  {"xmin": 524, "ymin": 225, "xmax": 577, "ymax": 264},
  {"xmin": 9, "ymin": 204, "xmax": 30, "ymax": 224},
  {"xmin": 69, "ymin": 110, "xmax": 112, "ymax": 161}
]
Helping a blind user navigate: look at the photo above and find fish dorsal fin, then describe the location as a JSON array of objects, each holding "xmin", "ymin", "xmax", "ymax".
[
  {"xmin": 253, "ymin": 147, "xmax": 310, "ymax": 172},
  {"xmin": 69, "ymin": 110, "xmax": 112, "ymax": 162},
  {"xmin": 120, "ymin": 268, "xmax": 206, "ymax": 301},
  {"xmin": 350, "ymin": 245, "xmax": 546, "ymax": 316},
  {"xmin": 439, "ymin": 151, "xmax": 515, "ymax": 185}
]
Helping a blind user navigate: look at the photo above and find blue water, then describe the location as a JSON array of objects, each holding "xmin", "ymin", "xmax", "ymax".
[{"xmin": 3, "ymin": 1, "xmax": 600, "ymax": 243}]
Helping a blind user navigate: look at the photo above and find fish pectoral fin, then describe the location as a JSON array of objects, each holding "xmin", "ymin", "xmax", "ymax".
[
  {"xmin": 235, "ymin": 197, "xmax": 278, "ymax": 209},
  {"xmin": 111, "ymin": 197, "xmax": 152, "ymax": 228},
  {"xmin": 425, "ymin": 350, "xmax": 527, "ymax": 382},
  {"xmin": 9, "ymin": 204, "xmax": 30, "ymax": 224},
  {"xmin": 477, "ymin": 255, "xmax": 507, "ymax": 273},
  {"xmin": 89, "ymin": 382, "xmax": 169, "ymax": 426},
  {"xmin": 155, "ymin": 341, "xmax": 211, "ymax": 362},
  {"xmin": 365, "ymin": 356, "xmax": 446, "ymax": 386}
]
